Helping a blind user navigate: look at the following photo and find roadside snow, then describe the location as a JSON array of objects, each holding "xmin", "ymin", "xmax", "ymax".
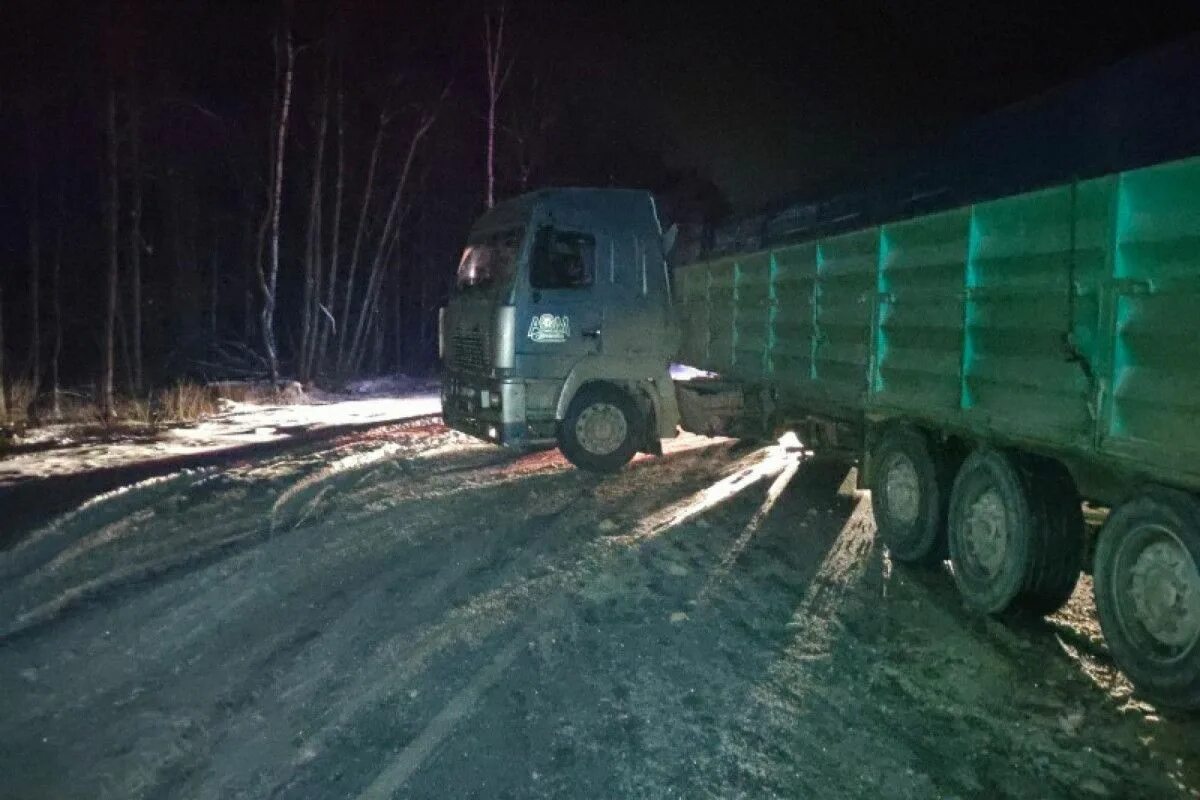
[
  {"xmin": 670, "ymin": 363, "xmax": 717, "ymax": 381},
  {"xmin": 0, "ymin": 390, "xmax": 441, "ymax": 487}
]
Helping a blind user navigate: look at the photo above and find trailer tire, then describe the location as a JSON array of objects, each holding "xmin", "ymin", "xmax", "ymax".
[
  {"xmin": 1094, "ymin": 488, "xmax": 1200, "ymax": 710},
  {"xmin": 869, "ymin": 426, "xmax": 950, "ymax": 565},
  {"xmin": 557, "ymin": 383, "xmax": 642, "ymax": 473},
  {"xmin": 1018, "ymin": 462, "xmax": 1085, "ymax": 615},
  {"xmin": 948, "ymin": 448, "xmax": 1040, "ymax": 614}
]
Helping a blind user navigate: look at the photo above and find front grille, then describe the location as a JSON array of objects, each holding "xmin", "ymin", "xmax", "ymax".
[{"xmin": 452, "ymin": 329, "xmax": 488, "ymax": 373}]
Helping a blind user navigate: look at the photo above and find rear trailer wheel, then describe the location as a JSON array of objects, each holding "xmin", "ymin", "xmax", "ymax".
[
  {"xmin": 557, "ymin": 384, "xmax": 642, "ymax": 473},
  {"xmin": 1094, "ymin": 489, "xmax": 1200, "ymax": 710},
  {"xmin": 869, "ymin": 426, "xmax": 950, "ymax": 565},
  {"xmin": 948, "ymin": 448, "xmax": 1037, "ymax": 614},
  {"xmin": 1018, "ymin": 463, "xmax": 1085, "ymax": 615}
]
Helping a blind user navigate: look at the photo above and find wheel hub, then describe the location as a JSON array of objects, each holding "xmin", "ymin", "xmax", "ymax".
[
  {"xmin": 1127, "ymin": 533, "xmax": 1200, "ymax": 650},
  {"xmin": 884, "ymin": 455, "xmax": 920, "ymax": 526},
  {"xmin": 963, "ymin": 489, "xmax": 1008, "ymax": 576},
  {"xmin": 575, "ymin": 402, "xmax": 627, "ymax": 456}
]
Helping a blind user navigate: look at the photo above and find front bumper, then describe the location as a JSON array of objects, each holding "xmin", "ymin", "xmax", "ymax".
[{"xmin": 441, "ymin": 373, "xmax": 529, "ymax": 447}]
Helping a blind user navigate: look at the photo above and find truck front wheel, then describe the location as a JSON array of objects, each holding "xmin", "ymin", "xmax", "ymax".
[
  {"xmin": 1094, "ymin": 488, "xmax": 1200, "ymax": 709},
  {"xmin": 869, "ymin": 426, "xmax": 950, "ymax": 565},
  {"xmin": 558, "ymin": 383, "xmax": 642, "ymax": 473}
]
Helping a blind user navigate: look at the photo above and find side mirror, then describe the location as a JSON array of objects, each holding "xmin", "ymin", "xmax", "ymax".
[{"xmin": 662, "ymin": 223, "xmax": 678, "ymax": 256}]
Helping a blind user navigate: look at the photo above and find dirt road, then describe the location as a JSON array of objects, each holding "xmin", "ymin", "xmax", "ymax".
[{"xmin": 1, "ymin": 424, "xmax": 1196, "ymax": 799}]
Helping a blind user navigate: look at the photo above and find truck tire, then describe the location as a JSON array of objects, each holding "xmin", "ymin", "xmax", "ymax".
[
  {"xmin": 947, "ymin": 448, "xmax": 1037, "ymax": 614},
  {"xmin": 1093, "ymin": 488, "xmax": 1200, "ymax": 710},
  {"xmin": 869, "ymin": 426, "xmax": 950, "ymax": 565},
  {"xmin": 1018, "ymin": 462, "xmax": 1085, "ymax": 615},
  {"xmin": 557, "ymin": 383, "xmax": 642, "ymax": 473}
]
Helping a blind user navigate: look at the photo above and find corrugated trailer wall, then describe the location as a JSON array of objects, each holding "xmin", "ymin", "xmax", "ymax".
[
  {"xmin": 1103, "ymin": 158, "xmax": 1200, "ymax": 475},
  {"xmin": 768, "ymin": 242, "xmax": 818, "ymax": 393},
  {"xmin": 959, "ymin": 183, "xmax": 1099, "ymax": 449},
  {"xmin": 674, "ymin": 154, "xmax": 1200, "ymax": 486},
  {"xmin": 813, "ymin": 229, "xmax": 878, "ymax": 411},
  {"xmin": 874, "ymin": 207, "xmax": 969, "ymax": 416}
]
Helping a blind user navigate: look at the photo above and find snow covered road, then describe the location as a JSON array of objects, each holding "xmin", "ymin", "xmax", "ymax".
[{"xmin": 0, "ymin": 425, "xmax": 1196, "ymax": 798}]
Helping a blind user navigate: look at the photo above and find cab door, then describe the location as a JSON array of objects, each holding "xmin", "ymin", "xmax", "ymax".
[{"xmin": 517, "ymin": 224, "xmax": 604, "ymax": 379}]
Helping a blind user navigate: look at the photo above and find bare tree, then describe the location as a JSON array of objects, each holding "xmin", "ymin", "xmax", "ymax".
[
  {"xmin": 102, "ymin": 53, "xmax": 121, "ymax": 420},
  {"xmin": 335, "ymin": 110, "xmax": 388, "ymax": 373},
  {"xmin": 483, "ymin": 3, "xmax": 512, "ymax": 208},
  {"xmin": 127, "ymin": 67, "xmax": 145, "ymax": 394},
  {"xmin": 343, "ymin": 97, "xmax": 443, "ymax": 377},
  {"xmin": 257, "ymin": 7, "xmax": 296, "ymax": 386}
]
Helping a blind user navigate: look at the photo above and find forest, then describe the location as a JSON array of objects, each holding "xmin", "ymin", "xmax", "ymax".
[{"xmin": 0, "ymin": 0, "xmax": 728, "ymax": 427}]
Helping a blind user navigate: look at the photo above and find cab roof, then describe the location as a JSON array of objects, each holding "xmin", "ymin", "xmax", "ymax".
[{"xmin": 471, "ymin": 187, "xmax": 661, "ymax": 237}]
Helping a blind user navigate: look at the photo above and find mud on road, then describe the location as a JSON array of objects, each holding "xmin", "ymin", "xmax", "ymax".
[{"xmin": 1, "ymin": 424, "xmax": 1197, "ymax": 799}]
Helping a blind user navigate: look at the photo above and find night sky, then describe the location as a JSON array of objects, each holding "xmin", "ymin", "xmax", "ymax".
[
  {"xmin": 8, "ymin": 1, "xmax": 1200, "ymax": 210},
  {"xmin": 566, "ymin": 0, "xmax": 1200, "ymax": 207}
]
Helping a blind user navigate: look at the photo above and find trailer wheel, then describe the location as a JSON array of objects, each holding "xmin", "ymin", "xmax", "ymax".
[
  {"xmin": 947, "ymin": 448, "xmax": 1037, "ymax": 614},
  {"xmin": 1018, "ymin": 462, "xmax": 1085, "ymax": 615},
  {"xmin": 869, "ymin": 426, "xmax": 949, "ymax": 565},
  {"xmin": 558, "ymin": 383, "xmax": 642, "ymax": 473},
  {"xmin": 1094, "ymin": 488, "xmax": 1200, "ymax": 709}
]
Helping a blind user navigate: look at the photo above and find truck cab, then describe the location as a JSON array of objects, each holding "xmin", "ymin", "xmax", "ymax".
[{"xmin": 441, "ymin": 188, "xmax": 682, "ymax": 471}]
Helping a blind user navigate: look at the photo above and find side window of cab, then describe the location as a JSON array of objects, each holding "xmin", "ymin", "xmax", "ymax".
[{"xmin": 531, "ymin": 226, "xmax": 596, "ymax": 289}]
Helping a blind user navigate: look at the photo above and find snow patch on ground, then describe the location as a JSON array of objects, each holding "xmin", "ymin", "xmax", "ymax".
[
  {"xmin": 670, "ymin": 363, "xmax": 717, "ymax": 381},
  {"xmin": 0, "ymin": 386, "xmax": 441, "ymax": 487},
  {"xmin": 340, "ymin": 374, "xmax": 440, "ymax": 398}
]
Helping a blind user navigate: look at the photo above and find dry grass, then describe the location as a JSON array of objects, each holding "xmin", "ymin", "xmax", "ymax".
[
  {"xmin": 154, "ymin": 381, "xmax": 219, "ymax": 423},
  {"xmin": 3, "ymin": 379, "xmax": 35, "ymax": 425},
  {"xmin": 0, "ymin": 380, "xmax": 218, "ymax": 437}
]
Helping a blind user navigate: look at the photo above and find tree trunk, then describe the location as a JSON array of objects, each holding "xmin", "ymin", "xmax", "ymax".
[
  {"xmin": 242, "ymin": 195, "xmax": 256, "ymax": 344},
  {"xmin": 300, "ymin": 52, "xmax": 330, "ymax": 383},
  {"xmin": 484, "ymin": 4, "xmax": 510, "ymax": 209},
  {"xmin": 51, "ymin": 191, "xmax": 62, "ymax": 419},
  {"xmin": 127, "ymin": 69, "xmax": 144, "ymax": 394},
  {"xmin": 344, "ymin": 100, "xmax": 441, "ymax": 377},
  {"xmin": 345, "ymin": 176, "xmax": 404, "ymax": 374},
  {"xmin": 259, "ymin": 14, "xmax": 295, "ymax": 387},
  {"xmin": 117, "ymin": 290, "xmax": 135, "ymax": 395},
  {"xmin": 0, "ymin": 283, "xmax": 7, "ymax": 421},
  {"xmin": 27, "ymin": 124, "xmax": 41, "ymax": 420},
  {"xmin": 371, "ymin": 303, "xmax": 383, "ymax": 376},
  {"xmin": 392, "ymin": 254, "xmax": 403, "ymax": 369},
  {"xmin": 336, "ymin": 113, "xmax": 387, "ymax": 374},
  {"xmin": 210, "ymin": 233, "xmax": 220, "ymax": 339},
  {"xmin": 316, "ymin": 59, "xmax": 345, "ymax": 381},
  {"xmin": 102, "ymin": 63, "xmax": 120, "ymax": 420}
]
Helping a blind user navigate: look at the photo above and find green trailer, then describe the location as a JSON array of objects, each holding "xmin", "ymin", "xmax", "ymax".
[
  {"xmin": 440, "ymin": 155, "xmax": 1200, "ymax": 708},
  {"xmin": 677, "ymin": 156, "xmax": 1200, "ymax": 500}
]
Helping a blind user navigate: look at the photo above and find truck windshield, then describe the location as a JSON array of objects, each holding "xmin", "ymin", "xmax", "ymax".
[{"xmin": 456, "ymin": 227, "xmax": 524, "ymax": 290}]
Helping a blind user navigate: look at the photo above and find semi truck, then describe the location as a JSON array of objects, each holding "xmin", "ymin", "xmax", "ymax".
[{"xmin": 439, "ymin": 155, "xmax": 1200, "ymax": 710}]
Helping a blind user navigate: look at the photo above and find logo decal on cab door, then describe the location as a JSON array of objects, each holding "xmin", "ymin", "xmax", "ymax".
[{"xmin": 528, "ymin": 313, "xmax": 570, "ymax": 343}]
